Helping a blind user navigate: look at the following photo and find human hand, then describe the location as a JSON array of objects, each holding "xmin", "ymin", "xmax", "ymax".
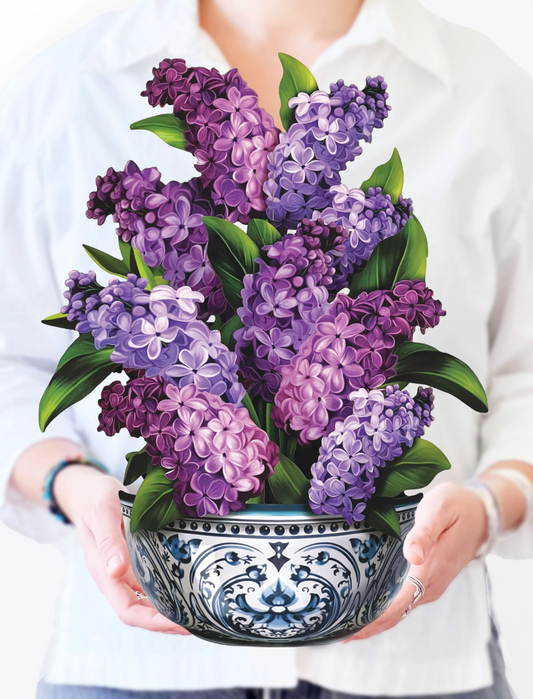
[
  {"xmin": 54, "ymin": 465, "xmax": 189, "ymax": 635},
  {"xmin": 346, "ymin": 483, "xmax": 488, "ymax": 641}
]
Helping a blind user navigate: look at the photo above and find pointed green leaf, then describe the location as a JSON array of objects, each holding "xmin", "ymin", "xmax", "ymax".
[
  {"xmin": 349, "ymin": 216, "xmax": 427, "ymax": 297},
  {"xmin": 268, "ymin": 453, "xmax": 309, "ymax": 505},
  {"xmin": 118, "ymin": 238, "xmax": 133, "ymax": 271},
  {"xmin": 278, "ymin": 53, "xmax": 319, "ymax": 131},
  {"xmin": 39, "ymin": 348, "xmax": 115, "ymax": 431},
  {"xmin": 133, "ymin": 248, "xmax": 157, "ymax": 290},
  {"xmin": 42, "ymin": 312, "xmax": 77, "ymax": 330},
  {"xmin": 242, "ymin": 392, "xmax": 261, "ymax": 428},
  {"xmin": 361, "ymin": 149, "xmax": 404, "ymax": 204},
  {"xmin": 130, "ymin": 466, "xmax": 180, "ymax": 533},
  {"xmin": 220, "ymin": 313, "xmax": 244, "ymax": 351},
  {"xmin": 130, "ymin": 114, "xmax": 188, "ymax": 150},
  {"xmin": 364, "ymin": 498, "xmax": 401, "ymax": 539},
  {"xmin": 391, "ymin": 341, "xmax": 488, "ymax": 413},
  {"xmin": 83, "ymin": 244, "xmax": 129, "ymax": 278},
  {"xmin": 204, "ymin": 216, "xmax": 260, "ymax": 309},
  {"xmin": 247, "ymin": 219, "xmax": 282, "ymax": 250},
  {"xmin": 56, "ymin": 333, "xmax": 98, "ymax": 371},
  {"xmin": 154, "ymin": 275, "xmax": 170, "ymax": 286},
  {"xmin": 373, "ymin": 439, "xmax": 451, "ymax": 498},
  {"xmin": 124, "ymin": 448, "xmax": 154, "ymax": 486}
]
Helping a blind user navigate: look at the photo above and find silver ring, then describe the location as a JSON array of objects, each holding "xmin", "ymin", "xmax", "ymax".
[
  {"xmin": 401, "ymin": 604, "xmax": 413, "ymax": 619},
  {"xmin": 135, "ymin": 591, "xmax": 147, "ymax": 600},
  {"xmin": 406, "ymin": 575, "xmax": 425, "ymax": 605}
]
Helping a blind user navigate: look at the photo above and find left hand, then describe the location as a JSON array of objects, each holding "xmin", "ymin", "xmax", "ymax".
[{"xmin": 346, "ymin": 482, "xmax": 489, "ymax": 642}]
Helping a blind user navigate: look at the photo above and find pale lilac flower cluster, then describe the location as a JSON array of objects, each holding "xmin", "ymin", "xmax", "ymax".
[
  {"xmin": 98, "ymin": 377, "xmax": 278, "ymax": 517},
  {"xmin": 142, "ymin": 59, "xmax": 280, "ymax": 223},
  {"xmin": 86, "ymin": 164, "xmax": 226, "ymax": 317},
  {"xmin": 60, "ymin": 270, "xmax": 102, "ymax": 324},
  {"xmin": 234, "ymin": 222, "xmax": 346, "ymax": 401},
  {"xmin": 308, "ymin": 384, "xmax": 434, "ymax": 523},
  {"xmin": 264, "ymin": 77, "xmax": 390, "ymax": 228},
  {"xmin": 272, "ymin": 283, "xmax": 445, "ymax": 444},
  {"xmin": 318, "ymin": 187, "xmax": 414, "ymax": 290}
]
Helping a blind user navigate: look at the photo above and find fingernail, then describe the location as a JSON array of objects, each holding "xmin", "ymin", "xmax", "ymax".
[
  {"xmin": 411, "ymin": 543, "xmax": 424, "ymax": 559},
  {"xmin": 106, "ymin": 554, "xmax": 122, "ymax": 573}
]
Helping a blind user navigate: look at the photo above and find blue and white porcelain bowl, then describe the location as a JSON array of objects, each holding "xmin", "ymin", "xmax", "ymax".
[{"xmin": 120, "ymin": 493, "xmax": 421, "ymax": 646}]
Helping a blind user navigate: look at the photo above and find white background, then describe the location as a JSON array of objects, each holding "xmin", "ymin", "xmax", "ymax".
[{"xmin": 0, "ymin": 1, "xmax": 533, "ymax": 698}]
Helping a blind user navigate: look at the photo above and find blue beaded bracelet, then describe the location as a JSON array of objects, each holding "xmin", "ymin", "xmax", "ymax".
[{"xmin": 43, "ymin": 457, "xmax": 109, "ymax": 524}]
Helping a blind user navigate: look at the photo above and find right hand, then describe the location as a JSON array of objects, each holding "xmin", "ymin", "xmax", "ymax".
[{"xmin": 54, "ymin": 465, "xmax": 189, "ymax": 634}]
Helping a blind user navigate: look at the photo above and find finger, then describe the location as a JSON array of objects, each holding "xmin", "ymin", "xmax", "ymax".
[
  {"xmin": 82, "ymin": 494, "xmax": 130, "ymax": 579},
  {"xmin": 404, "ymin": 487, "xmax": 458, "ymax": 565}
]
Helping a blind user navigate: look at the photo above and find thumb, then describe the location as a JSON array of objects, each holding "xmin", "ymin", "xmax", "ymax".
[
  {"xmin": 404, "ymin": 492, "xmax": 456, "ymax": 565},
  {"xmin": 88, "ymin": 498, "xmax": 130, "ymax": 579}
]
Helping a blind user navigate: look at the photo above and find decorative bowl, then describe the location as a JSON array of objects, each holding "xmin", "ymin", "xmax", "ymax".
[{"xmin": 120, "ymin": 492, "xmax": 421, "ymax": 646}]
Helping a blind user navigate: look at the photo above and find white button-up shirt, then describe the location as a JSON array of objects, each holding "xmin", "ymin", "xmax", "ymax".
[{"xmin": 1, "ymin": 0, "xmax": 533, "ymax": 695}]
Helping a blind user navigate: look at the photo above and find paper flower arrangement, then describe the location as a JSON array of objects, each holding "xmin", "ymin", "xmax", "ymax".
[{"xmin": 40, "ymin": 54, "xmax": 488, "ymax": 537}]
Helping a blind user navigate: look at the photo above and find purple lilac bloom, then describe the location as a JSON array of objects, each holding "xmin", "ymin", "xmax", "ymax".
[
  {"xmin": 272, "ymin": 283, "xmax": 444, "ymax": 444},
  {"xmin": 60, "ymin": 270, "xmax": 102, "ymax": 324},
  {"xmin": 308, "ymin": 384, "xmax": 434, "ymax": 524},
  {"xmin": 264, "ymin": 77, "xmax": 390, "ymax": 229},
  {"xmin": 235, "ymin": 227, "xmax": 336, "ymax": 401},
  {"xmin": 99, "ymin": 376, "xmax": 279, "ymax": 516},
  {"xmin": 141, "ymin": 59, "xmax": 280, "ymax": 224}
]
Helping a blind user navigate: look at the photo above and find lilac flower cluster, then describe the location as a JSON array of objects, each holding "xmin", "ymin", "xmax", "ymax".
[
  {"xmin": 235, "ymin": 219, "xmax": 349, "ymax": 400},
  {"xmin": 318, "ymin": 187, "xmax": 414, "ymax": 291},
  {"xmin": 60, "ymin": 270, "xmax": 102, "ymax": 324},
  {"xmin": 142, "ymin": 59, "xmax": 279, "ymax": 223},
  {"xmin": 98, "ymin": 378, "xmax": 278, "ymax": 517},
  {"xmin": 308, "ymin": 384, "xmax": 434, "ymax": 523},
  {"xmin": 86, "ymin": 163, "xmax": 227, "ymax": 317},
  {"xmin": 272, "ymin": 282, "xmax": 445, "ymax": 444},
  {"xmin": 66, "ymin": 274, "xmax": 244, "ymax": 404},
  {"xmin": 264, "ymin": 77, "xmax": 390, "ymax": 229}
]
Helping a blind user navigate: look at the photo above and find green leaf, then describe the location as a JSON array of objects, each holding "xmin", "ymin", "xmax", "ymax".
[
  {"xmin": 220, "ymin": 313, "xmax": 244, "ymax": 351},
  {"xmin": 130, "ymin": 466, "xmax": 180, "ymax": 533},
  {"xmin": 124, "ymin": 449, "xmax": 154, "ymax": 486},
  {"xmin": 42, "ymin": 312, "xmax": 77, "ymax": 330},
  {"xmin": 39, "ymin": 348, "xmax": 115, "ymax": 431},
  {"xmin": 83, "ymin": 244, "xmax": 129, "ymax": 278},
  {"xmin": 242, "ymin": 392, "xmax": 261, "ymax": 428},
  {"xmin": 278, "ymin": 53, "xmax": 319, "ymax": 131},
  {"xmin": 364, "ymin": 498, "xmax": 401, "ymax": 539},
  {"xmin": 373, "ymin": 439, "xmax": 451, "ymax": 498},
  {"xmin": 154, "ymin": 275, "xmax": 170, "ymax": 286},
  {"xmin": 392, "ymin": 341, "xmax": 488, "ymax": 413},
  {"xmin": 56, "ymin": 333, "xmax": 98, "ymax": 371},
  {"xmin": 265, "ymin": 403, "xmax": 278, "ymax": 445},
  {"xmin": 133, "ymin": 248, "xmax": 157, "ymax": 290},
  {"xmin": 360, "ymin": 149, "xmax": 404, "ymax": 204},
  {"xmin": 118, "ymin": 238, "xmax": 133, "ymax": 271},
  {"xmin": 130, "ymin": 114, "xmax": 188, "ymax": 150},
  {"xmin": 204, "ymin": 216, "xmax": 260, "ymax": 309},
  {"xmin": 268, "ymin": 453, "xmax": 309, "ymax": 504},
  {"xmin": 349, "ymin": 216, "xmax": 428, "ymax": 297},
  {"xmin": 247, "ymin": 219, "xmax": 282, "ymax": 250}
]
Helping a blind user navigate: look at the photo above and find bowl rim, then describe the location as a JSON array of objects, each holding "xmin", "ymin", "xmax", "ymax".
[{"xmin": 119, "ymin": 490, "xmax": 423, "ymax": 520}]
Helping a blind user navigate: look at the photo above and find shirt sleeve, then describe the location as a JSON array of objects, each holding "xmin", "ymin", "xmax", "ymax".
[
  {"xmin": 0, "ymin": 84, "xmax": 86, "ymax": 544},
  {"xmin": 476, "ymin": 183, "xmax": 533, "ymax": 559}
]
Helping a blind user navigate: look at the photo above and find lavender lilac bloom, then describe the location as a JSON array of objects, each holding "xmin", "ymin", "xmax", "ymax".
[
  {"xmin": 67, "ymin": 275, "xmax": 244, "ymax": 405},
  {"xmin": 98, "ymin": 378, "xmax": 278, "ymax": 517},
  {"xmin": 235, "ymin": 218, "xmax": 348, "ymax": 401},
  {"xmin": 264, "ymin": 77, "xmax": 391, "ymax": 229},
  {"xmin": 308, "ymin": 384, "xmax": 434, "ymax": 524},
  {"xmin": 271, "ymin": 282, "xmax": 445, "ymax": 444},
  {"xmin": 141, "ymin": 59, "xmax": 280, "ymax": 224}
]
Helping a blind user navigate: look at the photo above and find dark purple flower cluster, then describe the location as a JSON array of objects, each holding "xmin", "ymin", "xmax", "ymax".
[
  {"xmin": 98, "ymin": 378, "xmax": 278, "ymax": 517},
  {"xmin": 142, "ymin": 59, "xmax": 280, "ymax": 224},
  {"xmin": 308, "ymin": 384, "xmax": 434, "ymax": 523},
  {"xmin": 272, "ymin": 282, "xmax": 445, "ymax": 444},
  {"xmin": 264, "ymin": 77, "xmax": 390, "ymax": 229},
  {"xmin": 318, "ymin": 187, "xmax": 413, "ymax": 291},
  {"xmin": 86, "ymin": 163, "xmax": 227, "ymax": 316},
  {"xmin": 234, "ymin": 221, "xmax": 346, "ymax": 401}
]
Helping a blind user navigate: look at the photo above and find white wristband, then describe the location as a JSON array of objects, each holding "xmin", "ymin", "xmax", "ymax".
[
  {"xmin": 489, "ymin": 468, "xmax": 533, "ymax": 531},
  {"xmin": 464, "ymin": 479, "xmax": 503, "ymax": 559}
]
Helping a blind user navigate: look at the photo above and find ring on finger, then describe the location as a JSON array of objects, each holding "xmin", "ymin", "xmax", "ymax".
[
  {"xmin": 406, "ymin": 575, "xmax": 425, "ymax": 605},
  {"xmin": 135, "ymin": 590, "xmax": 148, "ymax": 601}
]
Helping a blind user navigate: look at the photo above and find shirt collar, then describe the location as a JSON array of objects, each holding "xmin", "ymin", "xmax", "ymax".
[{"xmin": 84, "ymin": 0, "xmax": 453, "ymax": 90}]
